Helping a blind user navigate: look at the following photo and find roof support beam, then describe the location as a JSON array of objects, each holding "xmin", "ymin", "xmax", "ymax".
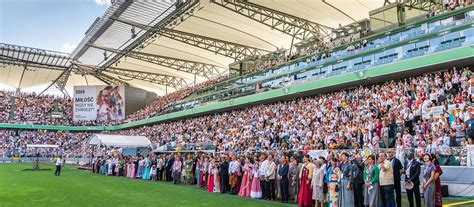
[
  {"xmin": 39, "ymin": 67, "xmax": 72, "ymax": 97},
  {"xmin": 72, "ymin": 62, "xmax": 129, "ymax": 86},
  {"xmin": 74, "ymin": 62, "xmax": 187, "ymax": 89},
  {"xmin": 159, "ymin": 28, "xmax": 269, "ymax": 60},
  {"xmin": 93, "ymin": 73, "xmax": 128, "ymax": 86},
  {"xmin": 105, "ymin": 67, "xmax": 188, "ymax": 89},
  {"xmin": 88, "ymin": 44, "xmax": 224, "ymax": 79},
  {"xmin": 0, "ymin": 43, "xmax": 72, "ymax": 67},
  {"xmin": 211, "ymin": 0, "xmax": 333, "ymax": 41},
  {"xmin": 112, "ymin": 17, "xmax": 270, "ymax": 60},
  {"xmin": 403, "ymin": 0, "xmax": 440, "ymax": 12},
  {"xmin": 0, "ymin": 57, "xmax": 69, "ymax": 71},
  {"xmin": 101, "ymin": 0, "xmax": 200, "ymax": 70}
]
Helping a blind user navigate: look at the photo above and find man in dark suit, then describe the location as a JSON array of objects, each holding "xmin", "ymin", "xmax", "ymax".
[
  {"xmin": 165, "ymin": 154, "xmax": 175, "ymax": 182},
  {"xmin": 278, "ymin": 156, "xmax": 289, "ymax": 203},
  {"xmin": 389, "ymin": 149, "xmax": 404, "ymax": 207},
  {"xmin": 219, "ymin": 155, "xmax": 229, "ymax": 194},
  {"xmin": 352, "ymin": 155, "xmax": 365, "ymax": 207},
  {"xmin": 404, "ymin": 152, "xmax": 421, "ymax": 207}
]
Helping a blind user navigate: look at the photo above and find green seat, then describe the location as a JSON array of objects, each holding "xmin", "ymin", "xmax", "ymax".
[
  {"xmin": 439, "ymin": 156, "xmax": 448, "ymax": 165},
  {"xmin": 448, "ymin": 156, "xmax": 459, "ymax": 166}
]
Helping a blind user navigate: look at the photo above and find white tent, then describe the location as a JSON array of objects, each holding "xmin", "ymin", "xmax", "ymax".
[{"xmin": 87, "ymin": 134, "xmax": 151, "ymax": 148}]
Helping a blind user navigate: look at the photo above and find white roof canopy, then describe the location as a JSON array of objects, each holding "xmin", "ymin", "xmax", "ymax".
[
  {"xmin": 88, "ymin": 134, "xmax": 151, "ymax": 148},
  {"xmin": 0, "ymin": 0, "xmax": 388, "ymax": 95}
]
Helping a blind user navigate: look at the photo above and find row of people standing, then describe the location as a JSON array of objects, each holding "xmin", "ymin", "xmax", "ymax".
[
  {"xmin": 296, "ymin": 149, "xmax": 444, "ymax": 207},
  {"xmin": 91, "ymin": 150, "xmax": 443, "ymax": 207}
]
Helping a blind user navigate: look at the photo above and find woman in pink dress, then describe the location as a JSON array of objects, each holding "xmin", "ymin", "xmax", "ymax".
[
  {"xmin": 250, "ymin": 157, "xmax": 262, "ymax": 199},
  {"xmin": 130, "ymin": 157, "xmax": 137, "ymax": 178},
  {"xmin": 207, "ymin": 159, "xmax": 217, "ymax": 192},
  {"xmin": 126, "ymin": 158, "xmax": 132, "ymax": 178},
  {"xmin": 239, "ymin": 157, "xmax": 252, "ymax": 197}
]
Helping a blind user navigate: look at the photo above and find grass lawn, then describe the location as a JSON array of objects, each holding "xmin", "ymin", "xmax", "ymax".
[{"xmin": 0, "ymin": 163, "xmax": 472, "ymax": 207}]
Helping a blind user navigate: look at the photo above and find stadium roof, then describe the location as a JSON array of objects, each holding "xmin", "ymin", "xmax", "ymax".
[{"xmin": 0, "ymin": 0, "xmax": 384, "ymax": 96}]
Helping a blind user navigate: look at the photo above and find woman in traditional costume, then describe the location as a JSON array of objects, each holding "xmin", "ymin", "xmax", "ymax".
[{"xmin": 298, "ymin": 155, "xmax": 313, "ymax": 207}]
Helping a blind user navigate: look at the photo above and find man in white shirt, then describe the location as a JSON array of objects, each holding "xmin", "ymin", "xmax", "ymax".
[
  {"xmin": 228, "ymin": 155, "xmax": 241, "ymax": 194},
  {"xmin": 55, "ymin": 156, "xmax": 63, "ymax": 176},
  {"xmin": 266, "ymin": 155, "xmax": 277, "ymax": 201},
  {"xmin": 379, "ymin": 152, "xmax": 395, "ymax": 207},
  {"xmin": 259, "ymin": 154, "xmax": 277, "ymax": 200}
]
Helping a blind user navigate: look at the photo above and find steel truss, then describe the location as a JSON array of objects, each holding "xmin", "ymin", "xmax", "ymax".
[
  {"xmin": 93, "ymin": 72, "xmax": 129, "ymax": 86},
  {"xmin": 159, "ymin": 28, "xmax": 268, "ymax": 60},
  {"xmin": 0, "ymin": 43, "xmax": 72, "ymax": 71},
  {"xmin": 71, "ymin": 62, "xmax": 129, "ymax": 86},
  {"xmin": 401, "ymin": 0, "xmax": 441, "ymax": 12},
  {"xmin": 101, "ymin": 0, "xmax": 200, "ymax": 70},
  {"xmin": 0, "ymin": 57, "xmax": 68, "ymax": 71},
  {"xmin": 113, "ymin": 17, "xmax": 269, "ymax": 60},
  {"xmin": 211, "ymin": 0, "xmax": 333, "ymax": 41},
  {"xmin": 89, "ymin": 44, "xmax": 223, "ymax": 79},
  {"xmin": 105, "ymin": 67, "xmax": 188, "ymax": 89},
  {"xmin": 39, "ymin": 67, "xmax": 72, "ymax": 97}
]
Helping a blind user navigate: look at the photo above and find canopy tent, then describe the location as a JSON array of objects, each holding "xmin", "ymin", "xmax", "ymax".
[{"xmin": 87, "ymin": 134, "xmax": 151, "ymax": 148}]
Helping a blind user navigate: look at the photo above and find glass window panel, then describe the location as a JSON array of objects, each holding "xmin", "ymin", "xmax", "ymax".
[
  {"xmin": 390, "ymin": 32, "xmax": 401, "ymax": 42},
  {"xmin": 415, "ymin": 40, "xmax": 429, "ymax": 48},
  {"xmin": 402, "ymin": 43, "xmax": 416, "ymax": 53},
  {"xmin": 463, "ymin": 28, "xmax": 474, "ymax": 43},
  {"xmin": 374, "ymin": 51, "xmax": 385, "ymax": 60},
  {"xmin": 373, "ymin": 36, "xmax": 390, "ymax": 46},
  {"xmin": 362, "ymin": 55, "xmax": 374, "ymax": 63},
  {"xmin": 445, "ymin": 31, "xmax": 461, "ymax": 40},
  {"xmin": 428, "ymin": 20, "xmax": 441, "ymax": 32},
  {"xmin": 429, "ymin": 36, "xmax": 444, "ymax": 51},
  {"xmin": 440, "ymin": 17, "xmax": 454, "ymax": 26}
]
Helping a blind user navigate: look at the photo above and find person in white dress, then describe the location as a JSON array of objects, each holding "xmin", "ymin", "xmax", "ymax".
[{"xmin": 312, "ymin": 160, "xmax": 325, "ymax": 207}]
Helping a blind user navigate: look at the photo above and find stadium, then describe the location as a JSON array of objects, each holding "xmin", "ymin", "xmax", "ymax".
[{"xmin": 1, "ymin": 0, "xmax": 474, "ymax": 206}]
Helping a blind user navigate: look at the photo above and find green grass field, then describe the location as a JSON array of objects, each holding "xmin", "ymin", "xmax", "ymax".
[{"xmin": 0, "ymin": 163, "xmax": 472, "ymax": 207}]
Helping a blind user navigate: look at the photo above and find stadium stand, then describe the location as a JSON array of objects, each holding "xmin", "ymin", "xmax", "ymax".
[
  {"xmin": 1, "ymin": 66, "xmax": 472, "ymax": 165},
  {"xmin": 1, "ymin": 1, "xmax": 474, "ymax": 204}
]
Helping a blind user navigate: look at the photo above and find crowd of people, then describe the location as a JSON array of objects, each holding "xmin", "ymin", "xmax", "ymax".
[
  {"xmin": 247, "ymin": 29, "xmax": 370, "ymax": 75},
  {"xmin": 116, "ymin": 66, "xmax": 474, "ymax": 162},
  {"xmin": 0, "ymin": 75, "xmax": 228, "ymax": 126},
  {"xmin": 2, "ymin": 67, "xmax": 474, "ymax": 166},
  {"xmin": 0, "ymin": 91, "xmax": 73, "ymax": 125},
  {"xmin": 90, "ymin": 148, "xmax": 445, "ymax": 207},
  {"xmin": 123, "ymin": 75, "xmax": 228, "ymax": 122},
  {"xmin": 2, "ymin": 5, "xmax": 470, "ymax": 127},
  {"xmin": 0, "ymin": 129, "xmax": 90, "ymax": 158}
]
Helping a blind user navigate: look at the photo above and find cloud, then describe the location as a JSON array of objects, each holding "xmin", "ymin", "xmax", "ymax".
[
  {"xmin": 95, "ymin": 0, "xmax": 111, "ymax": 6},
  {"xmin": 61, "ymin": 42, "xmax": 78, "ymax": 54}
]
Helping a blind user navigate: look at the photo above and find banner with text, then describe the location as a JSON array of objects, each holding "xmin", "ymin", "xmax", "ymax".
[
  {"xmin": 421, "ymin": 100, "xmax": 466, "ymax": 120},
  {"xmin": 73, "ymin": 85, "xmax": 125, "ymax": 121}
]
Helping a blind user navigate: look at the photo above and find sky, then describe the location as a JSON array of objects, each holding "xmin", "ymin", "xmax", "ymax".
[
  {"xmin": 0, "ymin": 0, "xmax": 110, "ymax": 54},
  {"xmin": 0, "ymin": 0, "xmax": 111, "ymax": 94}
]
